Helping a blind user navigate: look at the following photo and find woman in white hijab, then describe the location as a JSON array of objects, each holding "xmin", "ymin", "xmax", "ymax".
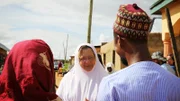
[{"xmin": 56, "ymin": 43, "xmax": 107, "ymax": 101}]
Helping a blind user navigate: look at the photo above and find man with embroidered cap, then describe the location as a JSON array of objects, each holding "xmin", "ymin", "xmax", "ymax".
[{"xmin": 97, "ymin": 3, "xmax": 180, "ymax": 101}]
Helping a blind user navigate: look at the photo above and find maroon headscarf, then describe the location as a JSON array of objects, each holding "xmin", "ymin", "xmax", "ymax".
[{"xmin": 0, "ymin": 39, "xmax": 58, "ymax": 101}]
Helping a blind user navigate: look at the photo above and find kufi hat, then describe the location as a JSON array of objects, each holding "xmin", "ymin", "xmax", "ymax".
[{"xmin": 113, "ymin": 3, "xmax": 151, "ymax": 40}]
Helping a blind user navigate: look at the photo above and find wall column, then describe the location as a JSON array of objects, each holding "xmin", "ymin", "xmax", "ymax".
[{"xmin": 163, "ymin": 39, "xmax": 172, "ymax": 57}]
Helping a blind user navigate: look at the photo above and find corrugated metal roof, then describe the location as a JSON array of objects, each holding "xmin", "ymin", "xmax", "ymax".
[{"xmin": 0, "ymin": 43, "xmax": 9, "ymax": 51}]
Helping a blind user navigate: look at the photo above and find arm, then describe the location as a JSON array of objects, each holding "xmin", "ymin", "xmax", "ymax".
[
  {"xmin": 50, "ymin": 97, "xmax": 62, "ymax": 101},
  {"xmin": 56, "ymin": 75, "xmax": 66, "ymax": 100}
]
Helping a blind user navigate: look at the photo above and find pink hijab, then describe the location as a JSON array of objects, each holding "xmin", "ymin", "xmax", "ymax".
[{"xmin": 0, "ymin": 39, "xmax": 60, "ymax": 101}]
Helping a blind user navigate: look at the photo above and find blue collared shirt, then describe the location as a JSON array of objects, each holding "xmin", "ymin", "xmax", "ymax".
[{"xmin": 97, "ymin": 61, "xmax": 180, "ymax": 101}]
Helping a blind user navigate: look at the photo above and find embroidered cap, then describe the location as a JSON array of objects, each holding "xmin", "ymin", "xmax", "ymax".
[{"xmin": 113, "ymin": 3, "xmax": 151, "ymax": 40}]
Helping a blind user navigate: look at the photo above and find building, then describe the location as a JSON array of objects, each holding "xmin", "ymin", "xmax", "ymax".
[
  {"xmin": 101, "ymin": 33, "xmax": 163, "ymax": 71},
  {"xmin": 94, "ymin": 45, "xmax": 101, "ymax": 54},
  {"xmin": 0, "ymin": 43, "xmax": 9, "ymax": 67},
  {"xmin": 101, "ymin": 41, "xmax": 124, "ymax": 71},
  {"xmin": 150, "ymin": 0, "xmax": 180, "ymax": 57},
  {"xmin": 69, "ymin": 55, "xmax": 75, "ymax": 65}
]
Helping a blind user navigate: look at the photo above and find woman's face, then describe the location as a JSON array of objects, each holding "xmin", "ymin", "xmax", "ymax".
[
  {"xmin": 166, "ymin": 56, "xmax": 174, "ymax": 65},
  {"xmin": 79, "ymin": 48, "xmax": 96, "ymax": 71}
]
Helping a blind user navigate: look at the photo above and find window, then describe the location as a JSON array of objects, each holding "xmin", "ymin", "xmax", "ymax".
[
  {"xmin": 112, "ymin": 50, "xmax": 115, "ymax": 65},
  {"xmin": 103, "ymin": 54, "xmax": 106, "ymax": 65}
]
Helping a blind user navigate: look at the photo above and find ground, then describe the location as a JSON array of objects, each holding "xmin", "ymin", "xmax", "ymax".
[{"xmin": 55, "ymin": 71, "xmax": 63, "ymax": 90}]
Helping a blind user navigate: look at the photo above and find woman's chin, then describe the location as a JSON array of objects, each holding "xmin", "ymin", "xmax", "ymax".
[{"xmin": 82, "ymin": 67, "xmax": 93, "ymax": 72}]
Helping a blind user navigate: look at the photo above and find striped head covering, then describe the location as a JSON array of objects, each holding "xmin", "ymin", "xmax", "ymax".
[{"xmin": 113, "ymin": 3, "xmax": 151, "ymax": 40}]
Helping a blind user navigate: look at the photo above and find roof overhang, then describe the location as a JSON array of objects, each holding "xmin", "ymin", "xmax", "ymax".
[
  {"xmin": 0, "ymin": 43, "xmax": 9, "ymax": 51},
  {"xmin": 150, "ymin": 0, "xmax": 175, "ymax": 15}
]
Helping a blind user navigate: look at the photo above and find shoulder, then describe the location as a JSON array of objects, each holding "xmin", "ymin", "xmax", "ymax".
[
  {"xmin": 99, "ymin": 69, "xmax": 127, "ymax": 92},
  {"xmin": 56, "ymin": 71, "xmax": 75, "ymax": 97},
  {"xmin": 98, "ymin": 71, "xmax": 123, "ymax": 101},
  {"xmin": 100, "ymin": 64, "xmax": 134, "ymax": 85},
  {"xmin": 61, "ymin": 70, "xmax": 74, "ymax": 82}
]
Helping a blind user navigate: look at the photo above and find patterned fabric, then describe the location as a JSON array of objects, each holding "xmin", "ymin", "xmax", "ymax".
[
  {"xmin": 113, "ymin": 4, "xmax": 151, "ymax": 40},
  {"xmin": 97, "ymin": 61, "xmax": 180, "ymax": 101}
]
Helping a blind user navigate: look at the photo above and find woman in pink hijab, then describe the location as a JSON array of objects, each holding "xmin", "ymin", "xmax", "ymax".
[{"xmin": 0, "ymin": 39, "xmax": 61, "ymax": 101}]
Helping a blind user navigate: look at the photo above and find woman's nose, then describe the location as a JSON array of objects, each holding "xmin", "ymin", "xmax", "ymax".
[{"xmin": 83, "ymin": 59, "xmax": 91, "ymax": 63}]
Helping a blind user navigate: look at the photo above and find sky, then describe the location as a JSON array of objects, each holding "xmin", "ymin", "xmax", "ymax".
[{"xmin": 0, "ymin": 0, "xmax": 162, "ymax": 59}]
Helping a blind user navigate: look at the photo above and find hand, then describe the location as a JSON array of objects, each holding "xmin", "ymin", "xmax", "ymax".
[
  {"xmin": 85, "ymin": 98, "xmax": 89, "ymax": 101},
  {"xmin": 50, "ymin": 97, "xmax": 62, "ymax": 101}
]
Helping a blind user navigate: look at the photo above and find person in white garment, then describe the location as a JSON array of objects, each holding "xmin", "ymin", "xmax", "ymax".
[
  {"xmin": 105, "ymin": 62, "xmax": 115, "ymax": 74},
  {"xmin": 56, "ymin": 43, "xmax": 107, "ymax": 101}
]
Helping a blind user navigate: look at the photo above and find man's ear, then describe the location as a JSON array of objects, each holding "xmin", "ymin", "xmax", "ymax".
[
  {"xmin": 120, "ymin": 37, "xmax": 133, "ymax": 54},
  {"xmin": 119, "ymin": 37, "xmax": 126, "ymax": 48},
  {"xmin": 114, "ymin": 34, "xmax": 119, "ymax": 46},
  {"xmin": 116, "ymin": 36, "xmax": 120, "ymax": 45}
]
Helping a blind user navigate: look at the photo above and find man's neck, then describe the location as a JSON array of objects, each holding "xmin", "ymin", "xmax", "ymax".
[{"xmin": 126, "ymin": 46, "xmax": 152, "ymax": 65}]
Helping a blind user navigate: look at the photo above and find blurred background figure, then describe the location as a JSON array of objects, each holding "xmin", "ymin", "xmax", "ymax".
[
  {"xmin": 57, "ymin": 61, "xmax": 63, "ymax": 76},
  {"xmin": 151, "ymin": 51, "xmax": 163, "ymax": 64},
  {"xmin": 151, "ymin": 51, "xmax": 175, "ymax": 75},
  {"xmin": 159, "ymin": 56, "xmax": 176, "ymax": 75},
  {"xmin": 105, "ymin": 62, "xmax": 114, "ymax": 74},
  {"xmin": 166, "ymin": 54, "xmax": 176, "ymax": 71},
  {"xmin": 166, "ymin": 54, "xmax": 177, "ymax": 75}
]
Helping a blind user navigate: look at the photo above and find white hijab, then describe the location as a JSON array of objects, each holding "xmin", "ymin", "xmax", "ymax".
[
  {"xmin": 56, "ymin": 43, "xmax": 107, "ymax": 101},
  {"xmin": 105, "ymin": 62, "xmax": 115, "ymax": 74}
]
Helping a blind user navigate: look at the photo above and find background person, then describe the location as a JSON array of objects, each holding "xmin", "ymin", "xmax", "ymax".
[
  {"xmin": 105, "ymin": 62, "xmax": 115, "ymax": 74},
  {"xmin": 151, "ymin": 51, "xmax": 176, "ymax": 75},
  {"xmin": 151, "ymin": 51, "xmax": 163, "ymax": 64},
  {"xmin": 167, "ymin": 54, "xmax": 176, "ymax": 72},
  {"xmin": 159, "ymin": 56, "xmax": 176, "ymax": 75},
  {"xmin": 57, "ymin": 61, "xmax": 63, "ymax": 76}
]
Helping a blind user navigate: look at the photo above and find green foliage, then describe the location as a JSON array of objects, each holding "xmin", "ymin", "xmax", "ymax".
[{"xmin": 62, "ymin": 63, "xmax": 70, "ymax": 72}]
